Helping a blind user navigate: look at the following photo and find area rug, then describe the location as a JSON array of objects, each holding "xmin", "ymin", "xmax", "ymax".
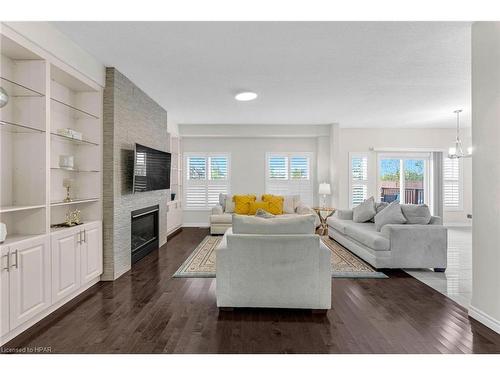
[{"xmin": 173, "ymin": 236, "xmax": 387, "ymax": 279}]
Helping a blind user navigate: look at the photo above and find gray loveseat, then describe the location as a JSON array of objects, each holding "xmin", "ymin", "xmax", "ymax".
[{"xmin": 327, "ymin": 207, "xmax": 447, "ymax": 271}]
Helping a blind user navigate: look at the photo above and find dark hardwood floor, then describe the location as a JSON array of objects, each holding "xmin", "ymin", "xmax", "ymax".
[{"xmin": 2, "ymin": 227, "xmax": 500, "ymax": 354}]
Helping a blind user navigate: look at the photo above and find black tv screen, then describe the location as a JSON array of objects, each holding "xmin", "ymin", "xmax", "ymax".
[{"xmin": 133, "ymin": 143, "xmax": 171, "ymax": 192}]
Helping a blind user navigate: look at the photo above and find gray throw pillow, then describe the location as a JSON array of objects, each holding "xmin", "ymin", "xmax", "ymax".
[
  {"xmin": 370, "ymin": 201, "xmax": 389, "ymax": 222},
  {"xmin": 353, "ymin": 197, "xmax": 376, "ymax": 223},
  {"xmin": 374, "ymin": 201, "xmax": 407, "ymax": 231},
  {"xmin": 255, "ymin": 208, "xmax": 275, "ymax": 218},
  {"xmin": 401, "ymin": 204, "xmax": 431, "ymax": 224}
]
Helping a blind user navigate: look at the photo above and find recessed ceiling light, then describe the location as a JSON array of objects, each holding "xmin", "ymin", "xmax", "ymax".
[{"xmin": 235, "ymin": 92, "xmax": 258, "ymax": 101}]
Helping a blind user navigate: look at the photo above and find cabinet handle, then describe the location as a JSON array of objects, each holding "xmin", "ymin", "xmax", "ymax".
[
  {"xmin": 11, "ymin": 250, "xmax": 18, "ymax": 269},
  {"xmin": 1, "ymin": 253, "xmax": 9, "ymax": 272},
  {"xmin": 84, "ymin": 229, "xmax": 87, "ymax": 243}
]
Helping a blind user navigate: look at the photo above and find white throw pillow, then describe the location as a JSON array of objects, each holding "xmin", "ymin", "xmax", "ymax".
[
  {"xmin": 401, "ymin": 204, "xmax": 431, "ymax": 224},
  {"xmin": 374, "ymin": 201, "xmax": 407, "ymax": 231},
  {"xmin": 353, "ymin": 196, "xmax": 376, "ymax": 223},
  {"xmin": 283, "ymin": 195, "xmax": 301, "ymax": 214},
  {"xmin": 224, "ymin": 197, "xmax": 235, "ymax": 213},
  {"xmin": 232, "ymin": 214, "xmax": 316, "ymax": 234}
]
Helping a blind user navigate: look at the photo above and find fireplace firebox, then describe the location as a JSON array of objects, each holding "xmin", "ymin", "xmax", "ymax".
[{"xmin": 131, "ymin": 205, "xmax": 159, "ymax": 263}]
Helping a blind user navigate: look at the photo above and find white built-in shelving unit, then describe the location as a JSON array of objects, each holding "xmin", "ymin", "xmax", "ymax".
[{"xmin": 1, "ymin": 26, "xmax": 103, "ymax": 345}]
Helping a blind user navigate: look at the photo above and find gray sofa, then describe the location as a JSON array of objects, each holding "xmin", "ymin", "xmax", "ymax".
[{"xmin": 327, "ymin": 209, "xmax": 447, "ymax": 271}]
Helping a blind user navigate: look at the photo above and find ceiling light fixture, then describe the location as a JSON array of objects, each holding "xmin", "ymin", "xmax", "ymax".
[
  {"xmin": 448, "ymin": 109, "xmax": 472, "ymax": 159},
  {"xmin": 235, "ymin": 91, "xmax": 258, "ymax": 101}
]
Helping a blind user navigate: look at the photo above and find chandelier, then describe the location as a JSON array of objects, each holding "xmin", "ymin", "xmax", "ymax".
[{"xmin": 448, "ymin": 109, "xmax": 472, "ymax": 159}]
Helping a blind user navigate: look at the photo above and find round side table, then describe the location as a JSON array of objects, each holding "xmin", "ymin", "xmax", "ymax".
[{"xmin": 312, "ymin": 207, "xmax": 336, "ymax": 236}]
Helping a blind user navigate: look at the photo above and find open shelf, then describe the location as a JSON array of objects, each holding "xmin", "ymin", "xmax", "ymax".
[
  {"xmin": 1, "ymin": 76, "xmax": 45, "ymax": 97},
  {"xmin": 51, "ymin": 167, "xmax": 100, "ymax": 173},
  {"xmin": 0, "ymin": 204, "xmax": 46, "ymax": 213},
  {"xmin": 50, "ymin": 198, "xmax": 100, "ymax": 207},
  {"xmin": 51, "ymin": 97, "xmax": 100, "ymax": 120},
  {"xmin": 50, "ymin": 132, "xmax": 99, "ymax": 146},
  {"xmin": 0, "ymin": 120, "xmax": 45, "ymax": 134}
]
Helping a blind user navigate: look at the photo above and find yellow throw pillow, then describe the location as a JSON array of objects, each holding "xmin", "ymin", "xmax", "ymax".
[
  {"xmin": 233, "ymin": 195, "xmax": 257, "ymax": 215},
  {"xmin": 248, "ymin": 201, "xmax": 270, "ymax": 215},
  {"xmin": 262, "ymin": 194, "xmax": 284, "ymax": 215}
]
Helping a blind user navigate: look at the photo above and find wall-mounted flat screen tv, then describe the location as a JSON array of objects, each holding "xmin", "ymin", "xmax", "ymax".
[{"xmin": 133, "ymin": 143, "xmax": 171, "ymax": 192}]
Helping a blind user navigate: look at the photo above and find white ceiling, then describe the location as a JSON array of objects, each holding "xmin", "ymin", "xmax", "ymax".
[{"xmin": 52, "ymin": 22, "xmax": 471, "ymax": 128}]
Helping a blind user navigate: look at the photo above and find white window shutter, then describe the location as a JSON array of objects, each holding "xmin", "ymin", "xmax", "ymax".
[
  {"xmin": 349, "ymin": 154, "xmax": 368, "ymax": 207},
  {"xmin": 443, "ymin": 158, "xmax": 462, "ymax": 210}
]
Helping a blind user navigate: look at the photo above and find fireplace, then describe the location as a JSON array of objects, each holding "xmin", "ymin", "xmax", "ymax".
[{"xmin": 131, "ymin": 205, "xmax": 159, "ymax": 263}]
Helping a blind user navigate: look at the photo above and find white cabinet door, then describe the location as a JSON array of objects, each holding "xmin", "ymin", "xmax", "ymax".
[
  {"xmin": 51, "ymin": 228, "xmax": 81, "ymax": 303},
  {"xmin": 1, "ymin": 246, "xmax": 10, "ymax": 336},
  {"xmin": 80, "ymin": 222, "xmax": 102, "ymax": 284},
  {"xmin": 9, "ymin": 236, "xmax": 51, "ymax": 330}
]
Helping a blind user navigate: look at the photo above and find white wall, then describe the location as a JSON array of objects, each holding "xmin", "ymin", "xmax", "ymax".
[
  {"xmin": 336, "ymin": 127, "xmax": 472, "ymax": 224},
  {"xmin": 180, "ymin": 124, "xmax": 328, "ymax": 225},
  {"xmin": 2, "ymin": 22, "xmax": 105, "ymax": 86},
  {"xmin": 469, "ymin": 22, "xmax": 500, "ymax": 333}
]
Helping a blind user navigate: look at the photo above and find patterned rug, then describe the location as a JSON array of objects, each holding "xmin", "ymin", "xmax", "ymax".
[{"xmin": 173, "ymin": 236, "xmax": 387, "ymax": 279}]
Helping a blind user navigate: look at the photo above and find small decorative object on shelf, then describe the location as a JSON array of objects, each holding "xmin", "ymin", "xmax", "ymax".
[
  {"xmin": 57, "ymin": 128, "xmax": 83, "ymax": 141},
  {"xmin": 63, "ymin": 209, "xmax": 81, "ymax": 226},
  {"xmin": 63, "ymin": 178, "xmax": 73, "ymax": 202},
  {"xmin": 59, "ymin": 154, "xmax": 75, "ymax": 169},
  {"xmin": 0, "ymin": 222, "xmax": 7, "ymax": 243},
  {"xmin": 0, "ymin": 86, "xmax": 9, "ymax": 108}
]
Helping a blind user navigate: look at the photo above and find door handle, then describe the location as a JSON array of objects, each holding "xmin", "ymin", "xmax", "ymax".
[
  {"xmin": 1, "ymin": 253, "xmax": 9, "ymax": 272},
  {"xmin": 11, "ymin": 250, "xmax": 18, "ymax": 269}
]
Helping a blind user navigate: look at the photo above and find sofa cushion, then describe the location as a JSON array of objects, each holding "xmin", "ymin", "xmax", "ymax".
[
  {"xmin": 225, "ymin": 198, "xmax": 235, "ymax": 213},
  {"xmin": 233, "ymin": 195, "xmax": 257, "ymax": 214},
  {"xmin": 374, "ymin": 201, "xmax": 407, "ymax": 231},
  {"xmin": 344, "ymin": 222, "xmax": 390, "ymax": 251},
  {"xmin": 370, "ymin": 202, "xmax": 389, "ymax": 222},
  {"xmin": 262, "ymin": 194, "xmax": 284, "ymax": 215},
  {"xmin": 232, "ymin": 214, "xmax": 315, "ymax": 234},
  {"xmin": 219, "ymin": 193, "xmax": 232, "ymax": 211},
  {"xmin": 353, "ymin": 196, "xmax": 376, "ymax": 223},
  {"xmin": 248, "ymin": 201, "xmax": 270, "ymax": 215},
  {"xmin": 210, "ymin": 213, "xmax": 233, "ymax": 224},
  {"xmin": 401, "ymin": 204, "xmax": 431, "ymax": 224},
  {"xmin": 327, "ymin": 217, "xmax": 349, "ymax": 234}
]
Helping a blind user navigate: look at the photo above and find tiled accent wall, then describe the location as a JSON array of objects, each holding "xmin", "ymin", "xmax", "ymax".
[{"xmin": 103, "ymin": 67, "xmax": 169, "ymax": 280}]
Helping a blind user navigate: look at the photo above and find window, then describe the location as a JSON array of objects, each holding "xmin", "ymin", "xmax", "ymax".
[
  {"xmin": 377, "ymin": 152, "xmax": 430, "ymax": 206},
  {"xmin": 443, "ymin": 157, "xmax": 462, "ymax": 210},
  {"xmin": 266, "ymin": 153, "xmax": 313, "ymax": 206},
  {"xmin": 184, "ymin": 153, "xmax": 230, "ymax": 210},
  {"xmin": 349, "ymin": 153, "xmax": 368, "ymax": 207}
]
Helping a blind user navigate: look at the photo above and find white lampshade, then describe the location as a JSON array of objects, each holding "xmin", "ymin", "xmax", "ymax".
[{"xmin": 319, "ymin": 183, "xmax": 331, "ymax": 195}]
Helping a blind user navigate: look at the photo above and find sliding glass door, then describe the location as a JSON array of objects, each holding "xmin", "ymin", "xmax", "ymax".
[{"xmin": 378, "ymin": 153, "xmax": 430, "ymax": 205}]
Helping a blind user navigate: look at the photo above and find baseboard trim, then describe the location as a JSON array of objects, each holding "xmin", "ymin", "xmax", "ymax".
[
  {"xmin": 182, "ymin": 223, "xmax": 210, "ymax": 228},
  {"xmin": 468, "ymin": 304, "xmax": 500, "ymax": 334}
]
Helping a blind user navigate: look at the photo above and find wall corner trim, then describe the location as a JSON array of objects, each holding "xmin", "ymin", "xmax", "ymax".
[{"xmin": 468, "ymin": 304, "xmax": 500, "ymax": 334}]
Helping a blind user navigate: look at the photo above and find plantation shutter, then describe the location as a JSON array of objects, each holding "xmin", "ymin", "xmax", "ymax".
[
  {"xmin": 350, "ymin": 154, "xmax": 368, "ymax": 207},
  {"xmin": 443, "ymin": 157, "xmax": 461, "ymax": 210},
  {"xmin": 266, "ymin": 153, "xmax": 313, "ymax": 206},
  {"xmin": 185, "ymin": 154, "xmax": 230, "ymax": 210}
]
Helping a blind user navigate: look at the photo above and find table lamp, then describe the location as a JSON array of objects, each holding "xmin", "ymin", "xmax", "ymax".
[{"xmin": 319, "ymin": 183, "xmax": 331, "ymax": 208}]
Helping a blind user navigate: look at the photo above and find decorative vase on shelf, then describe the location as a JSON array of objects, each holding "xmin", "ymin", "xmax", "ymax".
[{"xmin": 0, "ymin": 223, "xmax": 7, "ymax": 243}]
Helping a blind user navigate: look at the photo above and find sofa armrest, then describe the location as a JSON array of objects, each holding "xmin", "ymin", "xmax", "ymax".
[
  {"xmin": 336, "ymin": 209, "xmax": 353, "ymax": 220},
  {"xmin": 381, "ymin": 224, "xmax": 447, "ymax": 268},
  {"xmin": 429, "ymin": 216, "xmax": 442, "ymax": 225},
  {"xmin": 211, "ymin": 205, "xmax": 224, "ymax": 215}
]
